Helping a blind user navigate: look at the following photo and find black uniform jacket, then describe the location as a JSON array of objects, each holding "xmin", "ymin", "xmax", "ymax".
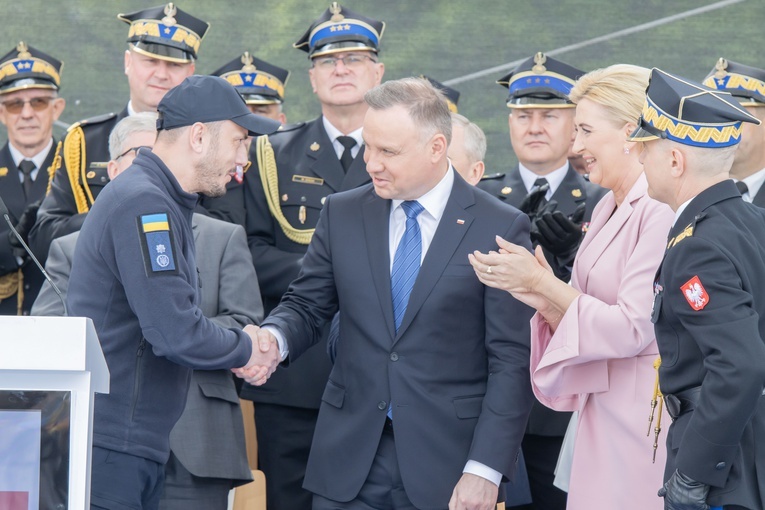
[
  {"xmin": 29, "ymin": 107, "xmax": 128, "ymax": 262},
  {"xmin": 652, "ymin": 180, "xmax": 765, "ymax": 509},
  {"xmin": 0, "ymin": 141, "xmax": 57, "ymax": 314}
]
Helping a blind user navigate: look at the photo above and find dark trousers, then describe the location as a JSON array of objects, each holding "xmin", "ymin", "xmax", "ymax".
[
  {"xmin": 312, "ymin": 423, "xmax": 417, "ymax": 510},
  {"xmin": 158, "ymin": 451, "xmax": 232, "ymax": 510},
  {"xmin": 254, "ymin": 403, "xmax": 318, "ymax": 510},
  {"xmin": 510, "ymin": 434, "xmax": 567, "ymax": 510},
  {"xmin": 90, "ymin": 446, "xmax": 165, "ymax": 510}
]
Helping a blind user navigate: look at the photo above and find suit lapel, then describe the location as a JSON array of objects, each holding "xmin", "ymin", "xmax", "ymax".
[
  {"xmin": 29, "ymin": 141, "xmax": 57, "ymax": 203},
  {"xmin": 363, "ymin": 193, "xmax": 395, "ymax": 340},
  {"xmin": 305, "ymin": 120, "xmax": 347, "ymax": 192},
  {"xmin": 395, "ymin": 174, "xmax": 475, "ymax": 341},
  {"xmin": 503, "ymin": 166, "xmax": 526, "ymax": 209}
]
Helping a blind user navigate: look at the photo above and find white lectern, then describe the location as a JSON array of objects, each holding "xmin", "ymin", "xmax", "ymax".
[{"xmin": 0, "ymin": 316, "xmax": 109, "ymax": 510}]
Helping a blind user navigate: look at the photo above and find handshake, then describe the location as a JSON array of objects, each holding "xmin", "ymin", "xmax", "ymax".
[{"xmin": 232, "ymin": 325, "xmax": 282, "ymax": 386}]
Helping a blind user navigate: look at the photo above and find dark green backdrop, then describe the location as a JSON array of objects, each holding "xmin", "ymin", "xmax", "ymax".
[{"xmin": 3, "ymin": 0, "xmax": 763, "ymax": 171}]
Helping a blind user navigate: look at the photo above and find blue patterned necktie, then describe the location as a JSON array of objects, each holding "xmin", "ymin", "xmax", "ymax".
[{"xmin": 391, "ymin": 200, "xmax": 425, "ymax": 332}]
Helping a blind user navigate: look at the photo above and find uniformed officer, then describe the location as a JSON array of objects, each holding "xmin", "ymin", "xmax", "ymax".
[
  {"xmin": 702, "ymin": 58, "xmax": 765, "ymax": 207},
  {"xmin": 0, "ymin": 42, "xmax": 65, "ymax": 315},
  {"xmin": 212, "ymin": 51, "xmax": 290, "ymax": 124},
  {"xmin": 482, "ymin": 52, "xmax": 606, "ymax": 510},
  {"xmin": 204, "ymin": 3, "xmax": 385, "ymax": 509},
  {"xmin": 632, "ymin": 68, "xmax": 765, "ymax": 510},
  {"xmin": 29, "ymin": 2, "xmax": 208, "ymax": 261}
]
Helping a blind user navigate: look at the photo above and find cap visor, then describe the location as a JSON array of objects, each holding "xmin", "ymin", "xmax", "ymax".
[
  {"xmin": 627, "ymin": 126, "xmax": 659, "ymax": 142},
  {"xmin": 232, "ymin": 112, "xmax": 281, "ymax": 136}
]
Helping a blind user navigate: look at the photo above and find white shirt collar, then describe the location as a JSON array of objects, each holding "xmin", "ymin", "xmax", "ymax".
[
  {"xmin": 9, "ymin": 138, "xmax": 54, "ymax": 170},
  {"xmin": 518, "ymin": 161, "xmax": 569, "ymax": 200},
  {"xmin": 391, "ymin": 164, "xmax": 454, "ymax": 223},
  {"xmin": 738, "ymin": 167, "xmax": 765, "ymax": 202},
  {"xmin": 322, "ymin": 116, "xmax": 364, "ymax": 159},
  {"xmin": 672, "ymin": 198, "xmax": 693, "ymax": 227}
]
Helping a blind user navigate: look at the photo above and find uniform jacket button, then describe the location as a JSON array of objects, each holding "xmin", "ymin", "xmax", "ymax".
[
  {"xmin": 377, "ymin": 401, "xmax": 387, "ymax": 410},
  {"xmin": 390, "ymin": 352, "xmax": 399, "ymax": 361},
  {"xmin": 715, "ymin": 462, "xmax": 726, "ymax": 470}
]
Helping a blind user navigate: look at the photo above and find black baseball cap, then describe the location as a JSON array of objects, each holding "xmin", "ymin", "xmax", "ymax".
[{"xmin": 156, "ymin": 75, "xmax": 281, "ymax": 136}]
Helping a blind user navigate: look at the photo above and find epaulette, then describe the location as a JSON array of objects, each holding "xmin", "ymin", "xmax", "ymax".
[
  {"xmin": 66, "ymin": 112, "xmax": 118, "ymax": 132},
  {"xmin": 275, "ymin": 121, "xmax": 306, "ymax": 133},
  {"xmin": 481, "ymin": 172, "xmax": 506, "ymax": 181},
  {"xmin": 667, "ymin": 215, "xmax": 707, "ymax": 250}
]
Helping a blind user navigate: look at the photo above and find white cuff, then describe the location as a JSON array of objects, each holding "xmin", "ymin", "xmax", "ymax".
[
  {"xmin": 263, "ymin": 325, "xmax": 289, "ymax": 361},
  {"xmin": 463, "ymin": 460, "xmax": 502, "ymax": 486}
]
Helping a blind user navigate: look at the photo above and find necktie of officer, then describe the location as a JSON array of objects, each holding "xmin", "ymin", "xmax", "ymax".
[
  {"xmin": 336, "ymin": 136, "xmax": 357, "ymax": 173},
  {"xmin": 533, "ymin": 177, "xmax": 549, "ymax": 203},
  {"xmin": 19, "ymin": 160, "xmax": 36, "ymax": 199},
  {"xmin": 389, "ymin": 200, "xmax": 424, "ymax": 420},
  {"xmin": 736, "ymin": 180, "xmax": 749, "ymax": 197}
]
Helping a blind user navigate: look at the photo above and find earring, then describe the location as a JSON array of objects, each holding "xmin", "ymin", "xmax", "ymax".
[{"xmin": 623, "ymin": 147, "xmax": 630, "ymax": 155}]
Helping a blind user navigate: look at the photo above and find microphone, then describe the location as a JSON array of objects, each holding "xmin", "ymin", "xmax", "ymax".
[{"xmin": 0, "ymin": 196, "xmax": 68, "ymax": 316}]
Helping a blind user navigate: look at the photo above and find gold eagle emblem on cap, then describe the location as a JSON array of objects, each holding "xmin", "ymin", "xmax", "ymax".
[
  {"xmin": 16, "ymin": 41, "xmax": 31, "ymax": 59},
  {"xmin": 241, "ymin": 52, "xmax": 257, "ymax": 73},
  {"xmin": 713, "ymin": 57, "xmax": 729, "ymax": 80},
  {"xmin": 532, "ymin": 52, "xmax": 547, "ymax": 74},
  {"xmin": 330, "ymin": 2, "xmax": 345, "ymax": 22},
  {"xmin": 162, "ymin": 3, "xmax": 177, "ymax": 26}
]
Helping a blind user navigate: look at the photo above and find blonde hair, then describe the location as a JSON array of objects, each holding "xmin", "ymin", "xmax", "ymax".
[{"xmin": 568, "ymin": 64, "xmax": 650, "ymax": 128}]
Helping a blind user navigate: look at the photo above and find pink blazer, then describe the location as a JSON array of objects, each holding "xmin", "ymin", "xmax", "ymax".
[{"xmin": 530, "ymin": 174, "xmax": 674, "ymax": 509}]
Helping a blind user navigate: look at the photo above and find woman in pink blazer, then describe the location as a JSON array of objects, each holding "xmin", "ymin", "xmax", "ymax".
[{"xmin": 470, "ymin": 65, "xmax": 674, "ymax": 509}]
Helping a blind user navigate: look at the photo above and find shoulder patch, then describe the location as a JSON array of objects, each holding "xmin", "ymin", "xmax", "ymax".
[
  {"xmin": 481, "ymin": 172, "xmax": 506, "ymax": 181},
  {"xmin": 69, "ymin": 112, "xmax": 118, "ymax": 131},
  {"xmin": 137, "ymin": 213, "xmax": 178, "ymax": 275},
  {"xmin": 681, "ymin": 275, "xmax": 709, "ymax": 311}
]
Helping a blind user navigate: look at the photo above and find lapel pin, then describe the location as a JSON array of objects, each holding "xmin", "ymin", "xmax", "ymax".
[
  {"xmin": 501, "ymin": 186, "xmax": 512, "ymax": 195},
  {"xmin": 310, "ymin": 142, "xmax": 320, "ymax": 151},
  {"xmin": 571, "ymin": 189, "xmax": 582, "ymax": 198},
  {"xmin": 457, "ymin": 219, "xmax": 465, "ymax": 225}
]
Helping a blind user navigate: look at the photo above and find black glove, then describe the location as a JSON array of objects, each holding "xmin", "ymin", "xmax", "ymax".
[
  {"xmin": 658, "ymin": 470, "xmax": 710, "ymax": 510},
  {"xmin": 518, "ymin": 182, "xmax": 550, "ymax": 217},
  {"xmin": 531, "ymin": 202, "xmax": 586, "ymax": 257},
  {"xmin": 8, "ymin": 199, "xmax": 41, "ymax": 249}
]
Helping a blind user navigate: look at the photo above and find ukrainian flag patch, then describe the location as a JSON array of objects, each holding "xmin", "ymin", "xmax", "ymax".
[{"xmin": 138, "ymin": 213, "xmax": 177, "ymax": 275}]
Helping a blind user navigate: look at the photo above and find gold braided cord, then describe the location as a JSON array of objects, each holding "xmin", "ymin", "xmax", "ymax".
[
  {"xmin": 16, "ymin": 269, "xmax": 23, "ymax": 316},
  {"xmin": 648, "ymin": 356, "xmax": 663, "ymax": 463},
  {"xmin": 46, "ymin": 140, "xmax": 63, "ymax": 195},
  {"xmin": 256, "ymin": 135, "xmax": 314, "ymax": 245},
  {"xmin": 63, "ymin": 125, "xmax": 90, "ymax": 214},
  {"xmin": 642, "ymin": 103, "xmax": 743, "ymax": 145},
  {"xmin": 0, "ymin": 271, "xmax": 19, "ymax": 300}
]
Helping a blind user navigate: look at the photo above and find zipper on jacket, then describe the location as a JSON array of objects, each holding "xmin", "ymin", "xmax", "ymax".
[{"xmin": 130, "ymin": 338, "xmax": 147, "ymax": 421}]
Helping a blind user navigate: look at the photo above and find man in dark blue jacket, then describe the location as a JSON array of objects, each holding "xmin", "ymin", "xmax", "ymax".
[{"xmin": 68, "ymin": 76, "xmax": 279, "ymax": 510}]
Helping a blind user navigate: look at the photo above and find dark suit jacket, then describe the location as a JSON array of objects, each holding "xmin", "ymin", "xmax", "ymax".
[
  {"xmin": 0, "ymin": 141, "xmax": 57, "ymax": 315},
  {"xmin": 206, "ymin": 116, "xmax": 370, "ymax": 409},
  {"xmin": 264, "ymin": 173, "xmax": 535, "ymax": 509},
  {"xmin": 31, "ymin": 214, "xmax": 258, "ymax": 487},
  {"xmin": 752, "ymin": 183, "xmax": 765, "ymax": 207},
  {"xmin": 652, "ymin": 180, "xmax": 765, "ymax": 508}
]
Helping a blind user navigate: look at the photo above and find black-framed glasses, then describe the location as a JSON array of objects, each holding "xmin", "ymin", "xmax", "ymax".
[
  {"xmin": 1, "ymin": 96, "xmax": 55, "ymax": 114},
  {"xmin": 313, "ymin": 54, "xmax": 376, "ymax": 70},
  {"xmin": 115, "ymin": 146, "xmax": 143, "ymax": 161}
]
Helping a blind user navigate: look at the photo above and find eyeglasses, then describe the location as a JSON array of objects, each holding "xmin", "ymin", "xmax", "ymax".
[
  {"xmin": 313, "ymin": 54, "xmax": 376, "ymax": 70},
  {"xmin": 1, "ymin": 97, "xmax": 55, "ymax": 114},
  {"xmin": 115, "ymin": 146, "xmax": 143, "ymax": 161}
]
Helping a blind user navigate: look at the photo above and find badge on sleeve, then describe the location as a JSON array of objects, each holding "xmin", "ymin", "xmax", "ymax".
[
  {"xmin": 681, "ymin": 275, "xmax": 709, "ymax": 311},
  {"xmin": 137, "ymin": 213, "xmax": 178, "ymax": 275}
]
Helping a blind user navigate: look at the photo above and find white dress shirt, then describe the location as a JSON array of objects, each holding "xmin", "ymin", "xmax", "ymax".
[
  {"xmin": 736, "ymin": 167, "xmax": 765, "ymax": 203},
  {"xmin": 322, "ymin": 116, "xmax": 363, "ymax": 160},
  {"xmin": 518, "ymin": 161, "xmax": 569, "ymax": 201},
  {"xmin": 9, "ymin": 139, "xmax": 53, "ymax": 183}
]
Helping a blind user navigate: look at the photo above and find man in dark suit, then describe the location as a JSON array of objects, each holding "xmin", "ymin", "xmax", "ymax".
[
  {"xmin": 0, "ymin": 42, "xmax": 65, "ymax": 315},
  {"xmin": 31, "ymin": 113, "xmax": 259, "ymax": 509},
  {"xmin": 205, "ymin": 4, "xmax": 387, "ymax": 508},
  {"xmin": 634, "ymin": 68, "xmax": 765, "ymax": 510},
  {"xmin": 479, "ymin": 52, "xmax": 607, "ymax": 510},
  {"xmin": 703, "ymin": 58, "xmax": 765, "ymax": 207},
  {"xmin": 29, "ymin": 3, "xmax": 207, "ymax": 261},
  {"xmin": 238, "ymin": 77, "xmax": 534, "ymax": 510}
]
